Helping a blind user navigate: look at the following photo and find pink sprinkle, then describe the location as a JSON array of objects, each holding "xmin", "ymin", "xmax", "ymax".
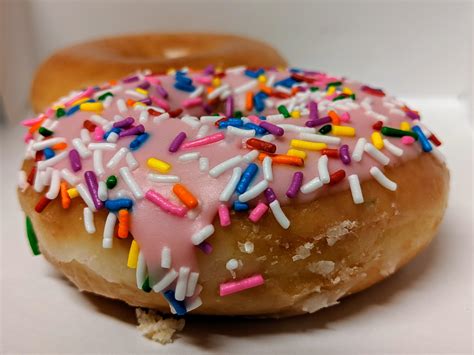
[
  {"xmin": 247, "ymin": 115, "xmax": 261, "ymax": 125},
  {"xmin": 145, "ymin": 76, "xmax": 161, "ymax": 85},
  {"xmin": 401, "ymin": 136, "xmax": 415, "ymax": 145},
  {"xmin": 181, "ymin": 132, "xmax": 225, "ymax": 149},
  {"xmin": 340, "ymin": 112, "xmax": 351, "ymax": 122},
  {"xmin": 45, "ymin": 108, "xmax": 55, "ymax": 117},
  {"xmin": 21, "ymin": 115, "xmax": 45, "ymax": 127},
  {"xmin": 248, "ymin": 202, "xmax": 268, "ymax": 223},
  {"xmin": 93, "ymin": 127, "xmax": 105, "ymax": 141},
  {"xmin": 150, "ymin": 96, "xmax": 170, "ymax": 111},
  {"xmin": 64, "ymin": 87, "xmax": 94, "ymax": 107},
  {"xmin": 23, "ymin": 131, "xmax": 33, "ymax": 143},
  {"xmin": 218, "ymin": 204, "xmax": 231, "ymax": 227},
  {"xmin": 182, "ymin": 97, "xmax": 203, "ymax": 109},
  {"xmin": 145, "ymin": 189, "xmax": 187, "ymax": 217},
  {"xmin": 219, "ymin": 274, "xmax": 265, "ymax": 296},
  {"xmin": 195, "ymin": 76, "xmax": 212, "ymax": 85}
]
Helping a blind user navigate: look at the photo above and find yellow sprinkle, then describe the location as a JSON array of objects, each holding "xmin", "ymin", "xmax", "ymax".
[
  {"xmin": 371, "ymin": 131, "xmax": 384, "ymax": 149},
  {"xmin": 212, "ymin": 77, "xmax": 221, "ymax": 87},
  {"xmin": 67, "ymin": 188, "xmax": 79, "ymax": 199},
  {"xmin": 257, "ymin": 75, "xmax": 267, "ymax": 83},
  {"xmin": 80, "ymin": 102, "xmax": 103, "ymax": 112},
  {"xmin": 127, "ymin": 240, "xmax": 140, "ymax": 269},
  {"xmin": 287, "ymin": 149, "xmax": 307, "ymax": 159},
  {"xmin": 133, "ymin": 102, "xmax": 146, "ymax": 108},
  {"xmin": 342, "ymin": 87, "xmax": 353, "ymax": 95},
  {"xmin": 332, "ymin": 125, "xmax": 356, "ymax": 137},
  {"xmin": 52, "ymin": 104, "xmax": 65, "ymax": 110},
  {"xmin": 147, "ymin": 158, "xmax": 171, "ymax": 173},
  {"xmin": 70, "ymin": 98, "xmax": 90, "ymax": 107},
  {"xmin": 290, "ymin": 110, "xmax": 300, "ymax": 119},
  {"xmin": 326, "ymin": 86, "xmax": 336, "ymax": 95},
  {"xmin": 166, "ymin": 68, "xmax": 176, "ymax": 75},
  {"xmin": 400, "ymin": 121, "xmax": 411, "ymax": 131},
  {"xmin": 277, "ymin": 66, "xmax": 285, "ymax": 72},
  {"xmin": 135, "ymin": 88, "xmax": 148, "ymax": 96},
  {"xmin": 290, "ymin": 139, "xmax": 327, "ymax": 151}
]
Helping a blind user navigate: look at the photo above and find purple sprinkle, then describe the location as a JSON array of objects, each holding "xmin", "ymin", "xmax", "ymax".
[
  {"xmin": 168, "ymin": 132, "xmax": 187, "ymax": 153},
  {"xmin": 225, "ymin": 96, "xmax": 234, "ymax": 118},
  {"xmin": 259, "ymin": 121, "xmax": 284, "ymax": 136},
  {"xmin": 197, "ymin": 241, "xmax": 213, "ymax": 254},
  {"xmin": 139, "ymin": 98, "xmax": 152, "ymax": 105},
  {"xmin": 119, "ymin": 124, "xmax": 145, "ymax": 138},
  {"xmin": 406, "ymin": 110, "xmax": 420, "ymax": 120},
  {"xmin": 68, "ymin": 149, "xmax": 82, "ymax": 172},
  {"xmin": 264, "ymin": 187, "xmax": 277, "ymax": 204},
  {"xmin": 309, "ymin": 101, "xmax": 319, "ymax": 120},
  {"xmin": 305, "ymin": 116, "xmax": 331, "ymax": 128},
  {"xmin": 113, "ymin": 117, "xmax": 134, "ymax": 129},
  {"xmin": 203, "ymin": 65, "xmax": 215, "ymax": 75},
  {"xmin": 202, "ymin": 103, "xmax": 213, "ymax": 114},
  {"xmin": 84, "ymin": 171, "xmax": 103, "ymax": 210},
  {"xmin": 155, "ymin": 85, "xmax": 169, "ymax": 99},
  {"xmin": 122, "ymin": 75, "xmax": 139, "ymax": 84},
  {"xmin": 339, "ymin": 144, "xmax": 351, "ymax": 165},
  {"xmin": 137, "ymin": 81, "xmax": 150, "ymax": 90},
  {"xmin": 286, "ymin": 172, "xmax": 304, "ymax": 198}
]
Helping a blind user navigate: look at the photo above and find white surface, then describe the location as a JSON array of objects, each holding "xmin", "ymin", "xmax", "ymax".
[{"xmin": 1, "ymin": 98, "xmax": 472, "ymax": 353}]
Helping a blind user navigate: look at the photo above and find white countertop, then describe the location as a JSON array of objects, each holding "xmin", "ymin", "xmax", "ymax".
[{"xmin": 1, "ymin": 98, "xmax": 472, "ymax": 354}]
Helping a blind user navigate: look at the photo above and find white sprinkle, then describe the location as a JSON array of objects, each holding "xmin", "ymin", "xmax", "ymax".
[
  {"xmin": 178, "ymin": 152, "xmax": 201, "ymax": 162},
  {"xmin": 102, "ymin": 212, "xmax": 116, "ymax": 248},
  {"xmin": 72, "ymin": 138, "xmax": 91, "ymax": 159},
  {"xmin": 125, "ymin": 89, "xmax": 146, "ymax": 99},
  {"xmin": 115, "ymin": 189, "xmax": 134, "ymax": 200},
  {"xmin": 243, "ymin": 241, "xmax": 254, "ymax": 253},
  {"xmin": 200, "ymin": 115, "xmax": 224, "ymax": 124},
  {"xmin": 45, "ymin": 170, "xmax": 60, "ymax": 199},
  {"xmin": 370, "ymin": 167, "xmax": 397, "ymax": 191},
  {"xmin": 209, "ymin": 155, "xmax": 243, "ymax": 178},
  {"xmin": 278, "ymin": 124, "xmax": 315, "ymax": 134},
  {"xmin": 153, "ymin": 112, "xmax": 170, "ymax": 124},
  {"xmin": 106, "ymin": 147, "xmax": 128, "ymax": 169},
  {"xmin": 161, "ymin": 247, "xmax": 171, "ymax": 268},
  {"xmin": 219, "ymin": 167, "xmax": 242, "ymax": 201},
  {"xmin": 198, "ymin": 157, "xmax": 209, "ymax": 172},
  {"xmin": 431, "ymin": 145, "xmax": 446, "ymax": 163},
  {"xmin": 31, "ymin": 137, "xmax": 65, "ymax": 151},
  {"xmin": 185, "ymin": 296, "xmax": 202, "ymax": 312},
  {"xmin": 126, "ymin": 152, "xmax": 139, "ymax": 171},
  {"xmin": 83, "ymin": 207, "xmax": 96, "ymax": 234},
  {"xmin": 93, "ymin": 149, "xmax": 105, "ymax": 176},
  {"xmin": 243, "ymin": 150, "xmax": 259, "ymax": 163},
  {"xmin": 98, "ymin": 181, "xmax": 108, "ymax": 201},
  {"xmin": 299, "ymin": 132, "xmax": 341, "ymax": 145},
  {"xmin": 239, "ymin": 179, "xmax": 269, "ymax": 202},
  {"xmin": 383, "ymin": 139, "xmax": 404, "ymax": 157},
  {"xmin": 266, "ymin": 73, "xmax": 276, "ymax": 87},
  {"xmin": 61, "ymin": 168, "xmax": 80, "ymax": 185},
  {"xmin": 106, "ymin": 132, "xmax": 119, "ymax": 143},
  {"xmin": 225, "ymin": 65, "xmax": 246, "ymax": 74},
  {"xmin": 226, "ymin": 259, "xmax": 239, "ymax": 271},
  {"xmin": 37, "ymin": 151, "xmax": 68, "ymax": 170},
  {"xmin": 88, "ymin": 142, "xmax": 117, "ymax": 151},
  {"xmin": 147, "ymin": 173, "xmax": 180, "ymax": 183},
  {"xmin": 152, "ymin": 269, "xmax": 178, "ymax": 293},
  {"xmin": 18, "ymin": 170, "xmax": 28, "ymax": 191},
  {"xmin": 119, "ymin": 167, "xmax": 144, "ymax": 199},
  {"xmin": 90, "ymin": 114, "xmax": 110, "ymax": 128},
  {"xmin": 139, "ymin": 110, "xmax": 149, "ymax": 124},
  {"xmin": 300, "ymin": 177, "xmax": 323, "ymax": 194},
  {"xmin": 227, "ymin": 126, "xmax": 255, "ymax": 138},
  {"xmin": 196, "ymin": 125, "xmax": 209, "ymax": 139},
  {"xmin": 348, "ymin": 174, "xmax": 364, "ymax": 204},
  {"xmin": 269, "ymin": 200, "xmax": 290, "ymax": 229},
  {"xmin": 189, "ymin": 85, "xmax": 204, "ymax": 98},
  {"xmin": 41, "ymin": 167, "xmax": 53, "ymax": 186},
  {"xmin": 116, "ymin": 99, "xmax": 127, "ymax": 113},
  {"xmin": 318, "ymin": 155, "xmax": 330, "ymax": 184},
  {"xmin": 266, "ymin": 114, "xmax": 285, "ymax": 123},
  {"xmin": 33, "ymin": 169, "xmax": 44, "ymax": 192},
  {"xmin": 102, "ymin": 95, "xmax": 113, "ymax": 108},
  {"xmin": 24, "ymin": 140, "xmax": 35, "ymax": 159},
  {"xmin": 136, "ymin": 251, "xmax": 147, "ymax": 289},
  {"xmin": 263, "ymin": 156, "xmax": 273, "ymax": 181},
  {"xmin": 191, "ymin": 225, "xmax": 215, "ymax": 245},
  {"xmin": 182, "ymin": 115, "xmax": 201, "ymax": 129},
  {"xmin": 260, "ymin": 134, "xmax": 275, "ymax": 142},
  {"xmin": 365, "ymin": 143, "xmax": 390, "ymax": 166},
  {"xmin": 175, "ymin": 267, "xmax": 191, "ymax": 301},
  {"xmin": 76, "ymin": 183, "xmax": 96, "ymax": 211},
  {"xmin": 80, "ymin": 128, "xmax": 91, "ymax": 145},
  {"xmin": 186, "ymin": 272, "xmax": 199, "ymax": 298},
  {"xmin": 352, "ymin": 138, "xmax": 367, "ymax": 162},
  {"xmin": 207, "ymin": 84, "xmax": 229, "ymax": 100},
  {"xmin": 234, "ymin": 80, "xmax": 257, "ymax": 94}
]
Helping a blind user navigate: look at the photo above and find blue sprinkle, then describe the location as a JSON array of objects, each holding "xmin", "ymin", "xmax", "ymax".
[
  {"xmin": 253, "ymin": 96, "xmax": 265, "ymax": 113},
  {"xmin": 274, "ymin": 77, "xmax": 297, "ymax": 88},
  {"xmin": 244, "ymin": 68, "xmax": 265, "ymax": 78},
  {"xmin": 104, "ymin": 198, "xmax": 134, "ymax": 211},
  {"xmin": 174, "ymin": 82, "xmax": 196, "ymax": 92},
  {"xmin": 175, "ymin": 75, "xmax": 192, "ymax": 85},
  {"xmin": 103, "ymin": 127, "xmax": 121, "ymax": 140},
  {"xmin": 255, "ymin": 91, "xmax": 268, "ymax": 99},
  {"xmin": 219, "ymin": 119, "xmax": 244, "ymax": 129},
  {"xmin": 289, "ymin": 67, "xmax": 302, "ymax": 73},
  {"xmin": 129, "ymin": 132, "xmax": 150, "ymax": 151},
  {"xmin": 259, "ymin": 115, "xmax": 267, "ymax": 121},
  {"xmin": 236, "ymin": 163, "xmax": 258, "ymax": 194},
  {"xmin": 43, "ymin": 148, "xmax": 55, "ymax": 159},
  {"xmin": 233, "ymin": 201, "xmax": 249, "ymax": 212},
  {"xmin": 243, "ymin": 122, "xmax": 266, "ymax": 135},
  {"xmin": 163, "ymin": 290, "xmax": 187, "ymax": 316},
  {"xmin": 412, "ymin": 126, "xmax": 432, "ymax": 152},
  {"xmin": 66, "ymin": 105, "xmax": 80, "ymax": 116}
]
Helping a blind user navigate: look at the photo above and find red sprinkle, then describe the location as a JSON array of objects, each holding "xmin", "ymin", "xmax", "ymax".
[
  {"xmin": 321, "ymin": 148, "xmax": 339, "ymax": 158},
  {"xmin": 246, "ymin": 138, "xmax": 276, "ymax": 153},
  {"xmin": 35, "ymin": 151, "xmax": 44, "ymax": 162},
  {"xmin": 168, "ymin": 108, "xmax": 183, "ymax": 118},
  {"xmin": 27, "ymin": 166, "xmax": 37, "ymax": 185},
  {"xmin": 428, "ymin": 133, "xmax": 442, "ymax": 146},
  {"xmin": 35, "ymin": 195, "xmax": 52, "ymax": 213},
  {"xmin": 148, "ymin": 108, "xmax": 162, "ymax": 116},
  {"xmin": 83, "ymin": 120, "xmax": 97, "ymax": 132},
  {"xmin": 329, "ymin": 169, "xmax": 346, "ymax": 185},
  {"xmin": 214, "ymin": 117, "xmax": 229, "ymax": 127},
  {"xmin": 372, "ymin": 121, "xmax": 383, "ymax": 131}
]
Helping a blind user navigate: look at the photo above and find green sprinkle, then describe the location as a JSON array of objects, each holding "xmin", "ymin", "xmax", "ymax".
[
  {"xmin": 350, "ymin": 94, "xmax": 356, "ymax": 100},
  {"xmin": 332, "ymin": 94, "xmax": 347, "ymax": 102},
  {"xmin": 25, "ymin": 216, "xmax": 40, "ymax": 256},
  {"xmin": 97, "ymin": 92, "xmax": 114, "ymax": 101},
  {"xmin": 319, "ymin": 124, "xmax": 332, "ymax": 135},
  {"xmin": 381, "ymin": 126, "xmax": 418, "ymax": 140},
  {"xmin": 38, "ymin": 127, "xmax": 53, "ymax": 137},
  {"xmin": 277, "ymin": 105, "xmax": 291, "ymax": 118},
  {"xmin": 326, "ymin": 81, "xmax": 342, "ymax": 89},
  {"xmin": 56, "ymin": 108, "xmax": 66, "ymax": 118},
  {"xmin": 310, "ymin": 87, "xmax": 320, "ymax": 92},
  {"xmin": 233, "ymin": 111, "xmax": 243, "ymax": 118},
  {"xmin": 141, "ymin": 277, "xmax": 152, "ymax": 293},
  {"xmin": 106, "ymin": 175, "xmax": 117, "ymax": 189}
]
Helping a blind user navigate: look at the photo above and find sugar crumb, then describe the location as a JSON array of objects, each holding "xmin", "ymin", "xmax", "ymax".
[{"xmin": 136, "ymin": 308, "xmax": 185, "ymax": 345}]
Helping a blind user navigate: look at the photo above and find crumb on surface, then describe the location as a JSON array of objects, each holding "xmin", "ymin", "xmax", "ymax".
[
  {"xmin": 136, "ymin": 308, "xmax": 185, "ymax": 345},
  {"xmin": 326, "ymin": 220, "xmax": 358, "ymax": 246}
]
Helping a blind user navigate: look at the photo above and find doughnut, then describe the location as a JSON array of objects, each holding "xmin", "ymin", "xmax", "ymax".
[
  {"xmin": 30, "ymin": 33, "xmax": 287, "ymax": 113},
  {"xmin": 18, "ymin": 66, "xmax": 449, "ymax": 317}
]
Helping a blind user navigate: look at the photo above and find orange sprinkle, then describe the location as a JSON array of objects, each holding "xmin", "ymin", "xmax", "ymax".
[
  {"xmin": 258, "ymin": 83, "xmax": 272, "ymax": 95},
  {"xmin": 28, "ymin": 117, "xmax": 46, "ymax": 134},
  {"xmin": 117, "ymin": 209, "xmax": 129, "ymax": 239},
  {"xmin": 52, "ymin": 142, "xmax": 68, "ymax": 150},
  {"xmin": 258, "ymin": 153, "xmax": 304, "ymax": 167},
  {"xmin": 172, "ymin": 183, "xmax": 198, "ymax": 209},
  {"xmin": 108, "ymin": 80, "xmax": 118, "ymax": 86},
  {"xmin": 328, "ymin": 110, "xmax": 341, "ymax": 125},
  {"xmin": 60, "ymin": 182, "xmax": 71, "ymax": 209},
  {"xmin": 245, "ymin": 91, "xmax": 254, "ymax": 111},
  {"xmin": 126, "ymin": 98, "xmax": 136, "ymax": 107}
]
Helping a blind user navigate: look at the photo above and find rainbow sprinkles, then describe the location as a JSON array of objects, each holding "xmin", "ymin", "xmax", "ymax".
[{"xmin": 19, "ymin": 66, "xmax": 444, "ymax": 316}]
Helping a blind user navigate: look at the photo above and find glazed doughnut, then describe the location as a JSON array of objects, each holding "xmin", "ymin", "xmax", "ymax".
[
  {"xmin": 30, "ymin": 33, "xmax": 287, "ymax": 113},
  {"xmin": 18, "ymin": 67, "xmax": 449, "ymax": 317}
]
